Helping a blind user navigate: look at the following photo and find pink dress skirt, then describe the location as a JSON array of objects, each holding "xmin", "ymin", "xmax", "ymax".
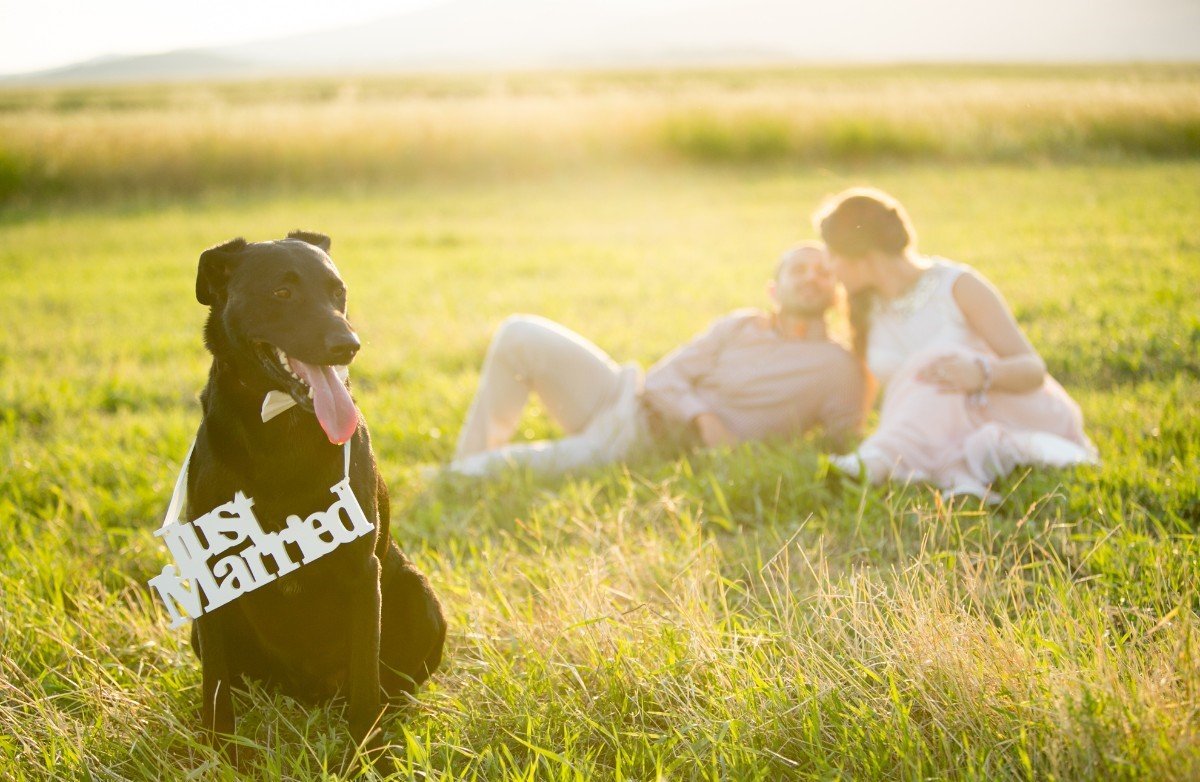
[{"xmin": 853, "ymin": 344, "xmax": 1098, "ymax": 496}]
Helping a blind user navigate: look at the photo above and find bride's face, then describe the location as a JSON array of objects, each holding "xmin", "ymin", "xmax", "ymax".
[{"xmin": 830, "ymin": 251, "xmax": 874, "ymax": 295}]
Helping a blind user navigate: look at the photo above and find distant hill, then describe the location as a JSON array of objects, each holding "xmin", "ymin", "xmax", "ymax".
[
  {"xmin": 5, "ymin": 0, "xmax": 1200, "ymax": 85},
  {"xmin": 10, "ymin": 50, "xmax": 257, "ymax": 84}
]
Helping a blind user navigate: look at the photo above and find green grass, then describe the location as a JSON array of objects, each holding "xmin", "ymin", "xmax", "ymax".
[{"xmin": 1, "ymin": 69, "xmax": 1198, "ymax": 780}]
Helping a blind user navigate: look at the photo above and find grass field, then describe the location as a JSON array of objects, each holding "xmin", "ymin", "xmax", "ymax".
[
  {"xmin": 3, "ymin": 64, "xmax": 1200, "ymax": 205},
  {"xmin": 1, "ymin": 67, "xmax": 1198, "ymax": 780}
]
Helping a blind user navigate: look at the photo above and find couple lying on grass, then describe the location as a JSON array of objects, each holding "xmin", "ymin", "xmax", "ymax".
[{"xmin": 448, "ymin": 187, "xmax": 1097, "ymax": 500}]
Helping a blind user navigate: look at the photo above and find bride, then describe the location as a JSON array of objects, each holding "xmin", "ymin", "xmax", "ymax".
[{"xmin": 816, "ymin": 187, "xmax": 1097, "ymax": 500}]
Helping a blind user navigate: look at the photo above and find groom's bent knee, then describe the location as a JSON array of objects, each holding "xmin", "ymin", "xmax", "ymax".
[{"xmin": 493, "ymin": 314, "xmax": 556, "ymax": 355}]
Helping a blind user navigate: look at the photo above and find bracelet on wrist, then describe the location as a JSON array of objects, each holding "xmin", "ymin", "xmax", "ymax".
[{"xmin": 970, "ymin": 356, "xmax": 993, "ymax": 407}]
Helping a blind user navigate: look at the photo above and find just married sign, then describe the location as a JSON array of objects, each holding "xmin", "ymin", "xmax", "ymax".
[{"xmin": 148, "ymin": 443, "xmax": 372, "ymax": 628}]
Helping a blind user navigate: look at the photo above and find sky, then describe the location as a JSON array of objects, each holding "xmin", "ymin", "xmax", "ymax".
[
  {"xmin": 0, "ymin": 0, "xmax": 437, "ymax": 73},
  {"xmin": 2, "ymin": 0, "xmax": 1196, "ymax": 76}
]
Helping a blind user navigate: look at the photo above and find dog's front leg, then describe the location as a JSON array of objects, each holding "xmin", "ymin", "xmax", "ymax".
[
  {"xmin": 196, "ymin": 611, "xmax": 239, "ymax": 765},
  {"xmin": 345, "ymin": 553, "xmax": 386, "ymax": 764}
]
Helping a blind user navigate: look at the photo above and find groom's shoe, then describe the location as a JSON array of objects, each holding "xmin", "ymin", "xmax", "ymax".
[{"xmin": 828, "ymin": 453, "xmax": 864, "ymax": 478}]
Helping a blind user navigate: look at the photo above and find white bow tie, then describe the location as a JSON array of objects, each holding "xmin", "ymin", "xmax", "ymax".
[{"xmin": 259, "ymin": 365, "xmax": 350, "ymax": 422}]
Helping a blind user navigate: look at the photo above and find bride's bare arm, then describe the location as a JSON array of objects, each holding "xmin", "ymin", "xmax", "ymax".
[
  {"xmin": 950, "ymin": 270, "xmax": 1046, "ymax": 393},
  {"xmin": 915, "ymin": 270, "xmax": 1047, "ymax": 394}
]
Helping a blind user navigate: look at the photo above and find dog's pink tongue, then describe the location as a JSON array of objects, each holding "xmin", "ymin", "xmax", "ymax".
[{"xmin": 288, "ymin": 358, "xmax": 358, "ymax": 444}]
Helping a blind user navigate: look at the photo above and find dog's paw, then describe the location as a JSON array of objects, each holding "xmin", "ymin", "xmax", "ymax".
[
  {"xmin": 338, "ymin": 743, "xmax": 397, "ymax": 779},
  {"xmin": 209, "ymin": 733, "xmax": 245, "ymax": 772}
]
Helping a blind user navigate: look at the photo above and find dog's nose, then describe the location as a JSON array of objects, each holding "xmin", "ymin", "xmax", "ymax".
[{"xmin": 326, "ymin": 332, "xmax": 361, "ymax": 364}]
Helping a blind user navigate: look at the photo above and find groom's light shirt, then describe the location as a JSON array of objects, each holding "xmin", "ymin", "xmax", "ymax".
[{"xmin": 643, "ymin": 309, "xmax": 865, "ymax": 449}]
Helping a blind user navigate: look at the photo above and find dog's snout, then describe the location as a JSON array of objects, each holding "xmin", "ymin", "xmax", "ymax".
[{"xmin": 327, "ymin": 332, "xmax": 361, "ymax": 364}]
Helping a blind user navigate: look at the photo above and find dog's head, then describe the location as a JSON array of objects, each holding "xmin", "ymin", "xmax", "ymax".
[{"xmin": 197, "ymin": 230, "xmax": 360, "ymax": 444}]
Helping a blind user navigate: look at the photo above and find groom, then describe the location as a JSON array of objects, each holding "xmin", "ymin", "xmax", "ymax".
[{"xmin": 449, "ymin": 243, "xmax": 866, "ymax": 477}]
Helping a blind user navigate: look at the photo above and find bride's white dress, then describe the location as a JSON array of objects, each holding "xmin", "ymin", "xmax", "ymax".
[{"xmin": 836, "ymin": 258, "xmax": 1097, "ymax": 498}]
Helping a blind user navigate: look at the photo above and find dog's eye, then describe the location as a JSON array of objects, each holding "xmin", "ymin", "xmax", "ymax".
[{"xmin": 273, "ymin": 288, "xmax": 291, "ymax": 300}]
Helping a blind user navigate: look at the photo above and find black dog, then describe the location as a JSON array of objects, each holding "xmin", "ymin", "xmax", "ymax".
[{"xmin": 185, "ymin": 231, "xmax": 444, "ymax": 763}]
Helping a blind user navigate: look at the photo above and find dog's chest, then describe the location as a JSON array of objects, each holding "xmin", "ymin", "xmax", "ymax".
[
  {"xmin": 194, "ymin": 476, "xmax": 377, "ymax": 610},
  {"xmin": 234, "ymin": 545, "xmax": 373, "ymax": 662},
  {"xmin": 246, "ymin": 541, "xmax": 365, "ymax": 600}
]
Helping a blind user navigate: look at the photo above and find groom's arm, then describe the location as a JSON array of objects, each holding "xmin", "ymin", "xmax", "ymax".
[{"xmin": 643, "ymin": 315, "xmax": 738, "ymax": 432}]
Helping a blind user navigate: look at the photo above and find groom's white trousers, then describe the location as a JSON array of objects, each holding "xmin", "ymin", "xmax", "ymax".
[{"xmin": 451, "ymin": 315, "xmax": 646, "ymax": 476}]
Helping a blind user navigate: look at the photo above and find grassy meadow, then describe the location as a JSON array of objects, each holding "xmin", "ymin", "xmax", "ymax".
[{"xmin": 1, "ymin": 66, "xmax": 1198, "ymax": 780}]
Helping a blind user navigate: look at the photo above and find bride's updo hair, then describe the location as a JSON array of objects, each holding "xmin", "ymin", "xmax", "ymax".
[
  {"xmin": 812, "ymin": 188, "xmax": 916, "ymax": 370},
  {"xmin": 814, "ymin": 187, "xmax": 915, "ymax": 259}
]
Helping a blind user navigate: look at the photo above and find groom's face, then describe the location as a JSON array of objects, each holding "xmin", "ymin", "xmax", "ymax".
[{"xmin": 773, "ymin": 247, "xmax": 836, "ymax": 315}]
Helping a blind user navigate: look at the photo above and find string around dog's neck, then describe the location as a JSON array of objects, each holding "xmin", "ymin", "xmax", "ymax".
[
  {"xmin": 160, "ymin": 437, "xmax": 352, "ymax": 530},
  {"xmin": 165, "ymin": 365, "xmax": 354, "ymax": 530}
]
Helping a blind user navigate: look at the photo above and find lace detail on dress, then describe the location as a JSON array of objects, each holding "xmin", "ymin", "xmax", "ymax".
[
  {"xmin": 872, "ymin": 263, "xmax": 942, "ymax": 320},
  {"xmin": 866, "ymin": 259, "xmax": 975, "ymax": 388}
]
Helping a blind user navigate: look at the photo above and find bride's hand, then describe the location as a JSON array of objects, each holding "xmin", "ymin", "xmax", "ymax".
[{"xmin": 916, "ymin": 354, "xmax": 986, "ymax": 393}]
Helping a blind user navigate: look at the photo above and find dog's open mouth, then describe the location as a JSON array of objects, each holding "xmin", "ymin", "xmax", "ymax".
[{"xmin": 255, "ymin": 342, "xmax": 358, "ymax": 445}]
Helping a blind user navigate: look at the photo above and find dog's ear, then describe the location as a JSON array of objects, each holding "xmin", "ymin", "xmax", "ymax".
[
  {"xmin": 287, "ymin": 230, "xmax": 332, "ymax": 253},
  {"xmin": 196, "ymin": 237, "xmax": 247, "ymax": 306}
]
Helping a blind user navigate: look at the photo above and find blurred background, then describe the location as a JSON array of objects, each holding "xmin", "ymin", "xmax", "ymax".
[
  {"xmin": 1, "ymin": 0, "xmax": 1198, "ymax": 206},
  {"xmin": 3, "ymin": 3, "xmax": 1200, "ymax": 779}
]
